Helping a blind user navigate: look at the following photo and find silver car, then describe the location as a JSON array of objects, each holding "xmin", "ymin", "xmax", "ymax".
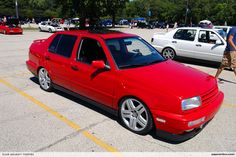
[{"xmin": 38, "ymin": 21, "xmax": 64, "ymax": 33}]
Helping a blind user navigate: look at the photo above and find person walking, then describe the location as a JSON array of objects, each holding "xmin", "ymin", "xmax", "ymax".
[{"xmin": 215, "ymin": 27, "xmax": 236, "ymax": 83}]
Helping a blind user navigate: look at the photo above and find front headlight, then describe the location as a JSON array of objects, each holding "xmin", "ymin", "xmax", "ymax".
[{"xmin": 181, "ymin": 96, "xmax": 201, "ymax": 111}]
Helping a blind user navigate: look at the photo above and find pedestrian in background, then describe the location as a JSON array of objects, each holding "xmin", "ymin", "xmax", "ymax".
[
  {"xmin": 215, "ymin": 27, "xmax": 236, "ymax": 83},
  {"xmin": 166, "ymin": 23, "xmax": 169, "ymax": 32}
]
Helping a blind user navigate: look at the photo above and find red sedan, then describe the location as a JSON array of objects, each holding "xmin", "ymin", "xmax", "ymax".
[
  {"xmin": 26, "ymin": 30, "xmax": 224, "ymax": 141},
  {"xmin": 0, "ymin": 19, "xmax": 23, "ymax": 35}
]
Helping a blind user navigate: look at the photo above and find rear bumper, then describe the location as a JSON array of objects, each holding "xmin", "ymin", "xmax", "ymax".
[
  {"xmin": 26, "ymin": 60, "xmax": 37, "ymax": 76},
  {"xmin": 152, "ymin": 91, "xmax": 224, "ymax": 139}
]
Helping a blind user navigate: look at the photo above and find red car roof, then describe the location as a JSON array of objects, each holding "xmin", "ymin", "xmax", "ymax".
[{"xmin": 58, "ymin": 30, "xmax": 137, "ymax": 39}]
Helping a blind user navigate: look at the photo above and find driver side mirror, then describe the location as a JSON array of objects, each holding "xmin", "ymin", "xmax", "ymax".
[{"xmin": 92, "ymin": 60, "xmax": 109, "ymax": 69}]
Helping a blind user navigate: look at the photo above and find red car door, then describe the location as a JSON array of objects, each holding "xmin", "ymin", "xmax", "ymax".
[
  {"xmin": 46, "ymin": 34, "xmax": 78, "ymax": 90},
  {"xmin": 69, "ymin": 35, "xmax": 116, "ymax": 108}
]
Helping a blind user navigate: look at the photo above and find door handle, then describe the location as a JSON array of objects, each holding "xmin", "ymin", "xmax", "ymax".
[
  {"xmin": 71, "ymin": 65, "xmax": 79, "ymax": 71},
  {"xmin": 196, "ymin": 44, "xmax": 202, "ymax": 47},
  {"xmin": 45, "ymin": 56, "xmax": 50, "ymax": 60},
  {"xmin": 172, "ymin": 41, "xmax": 177, "ymax": 43}
]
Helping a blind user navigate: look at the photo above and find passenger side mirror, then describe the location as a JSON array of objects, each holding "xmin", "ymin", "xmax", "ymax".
[{"xmin": 92, "ymin": 60, "xmax": 106, "ymax": 69}]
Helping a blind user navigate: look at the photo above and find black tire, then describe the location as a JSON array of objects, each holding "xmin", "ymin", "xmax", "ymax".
[
  {"xmin": 162, "ymin": 47, "xmax": 176, "ymax": 60},
  {"xmin": 119, "ymin": 97, "xmax": 153, "ymax": 135},
  {"xmin": 49, "ymin": 28, "xmax": 52, "ymax": 33},
  {"xmin": 39, "ymin": 27, "xmax": 42, "ymax": 32},
  {"xmin": 38, "ymin": 68, "xmax": 53, "ymax": 92}
]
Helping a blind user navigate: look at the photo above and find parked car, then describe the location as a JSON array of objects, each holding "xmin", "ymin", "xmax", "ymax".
[
  {"xmin": 137, "ymin": 21, "xmax": 154, "ymax": 29},
  {"xmin": 26, "ymin": 30, "xmax": 223, "ymax": 141},
  {"xmin": 38, "ymin": 21, "xmax": 64, "ymax": 33},
  {"xmin": 119, "ymin": 19, "xmax": 129, "ymax": 25},
  {"xmin": 99, "ymin": 19, "xmax": 112, "ymax": 27},
  {"xmin": 213, "ymin": 26, "xmax": 232, "ymax": 34},
  {"xmin": 214, "ymin": 29, "xmax": 227, "ymax": 40},
  {"xmin": 155, "ymin": 21, "xmax": 166, "ymax": 29},
  {"xmin": 151, "ymin": 27, "xmax": 226, "ymax": 62},
  {"xmin": 0, "ymin": 18, "xmax": 23, "ymax": 35}
]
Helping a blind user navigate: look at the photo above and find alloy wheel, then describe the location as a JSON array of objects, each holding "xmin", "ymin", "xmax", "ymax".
[
  {"xmin": 120, "ymin": 98, "xmax": 152, "ymax": 134},
  {"xmin": 38, "ymin": 68, "xmax": 52, "ymax": 91},
  {"xmin": 162, "ymin": 48, "xmax": 176, "ymax": 59}
]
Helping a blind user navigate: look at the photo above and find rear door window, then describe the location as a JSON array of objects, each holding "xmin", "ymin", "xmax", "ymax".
[
  {"xmin": 48, "ymin": 34, "xmax": 77, "ymax": 58},
  {"xmin": 173, "ymin": 29, "xmax": 196, "ymax": 41}
]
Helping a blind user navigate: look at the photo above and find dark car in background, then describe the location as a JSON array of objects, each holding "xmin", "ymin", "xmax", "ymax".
[
  {"xmin": 155, "ymin": 21, "xmax": 166, "ymax": 29},
  {"xmin": 99, "ymin": 19, "xmax": 112, "ymax": 27},
  {"xmin": 137, "ymin": 21, "xmax": 155, "ymax": 29}
]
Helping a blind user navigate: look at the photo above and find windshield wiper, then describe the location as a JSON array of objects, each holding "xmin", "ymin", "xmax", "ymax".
[
  {"xmin": 146, "ymin": 59, "xmax": 166, "ymax": 65},
  {"xmin": 119, "ymin": 63, "xmax": 146, "ymax": 69}
]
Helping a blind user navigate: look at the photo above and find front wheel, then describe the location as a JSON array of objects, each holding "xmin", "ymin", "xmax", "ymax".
[
  {"xmin": 119, "ymin": 98, "xmax": 153, "ymax": 135},
  {"xmin": 162, "ymin": 47, "xmax": 176, "ymax": 60},
  {"xmin": 38, "ymin": 68, "xmax": 53, "ymax": 92}
]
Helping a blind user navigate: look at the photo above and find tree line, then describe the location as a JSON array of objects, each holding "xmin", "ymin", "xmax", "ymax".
[{"xmin": 0, "ymin": 0, "xmax": 236, "ymax": 26}]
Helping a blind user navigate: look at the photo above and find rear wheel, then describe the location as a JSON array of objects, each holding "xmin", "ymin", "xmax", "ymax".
[
  {"xmin": 162, "ymin": 47, "xmax": 176, "ymax": 60},
  {"xmin": 38, "ymin": 68, "xmax": 53, "ymax": 92},
  {"xmin": 49, "ymin": 28, "xmax": 52, "ymax": 33},
  {"xmin": 119, "ymin": 98, "xmax": 153, "ymax": 135}
]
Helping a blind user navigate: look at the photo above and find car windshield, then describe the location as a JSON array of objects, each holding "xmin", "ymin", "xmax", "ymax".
[
  {"xmin": 106, "ymin": 37, "xmax": 165, "ymax": 69},
  {"xmin": 50, "ymin": 23, "xmax": 59, "ymax": 27}
]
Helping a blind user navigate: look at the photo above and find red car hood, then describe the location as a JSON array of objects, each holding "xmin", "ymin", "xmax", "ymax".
[{"xmin": 118, "ymin": 60, "xmax": 216, "ymax": 99}]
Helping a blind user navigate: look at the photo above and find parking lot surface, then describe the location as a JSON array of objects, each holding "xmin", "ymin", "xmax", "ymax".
[{"xmin": 0, "ymin": 29, "xmax": 236, "ymax": 152}]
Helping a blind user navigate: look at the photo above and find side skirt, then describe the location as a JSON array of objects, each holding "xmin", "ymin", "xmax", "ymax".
[{"xmin": 52, "ymin": 83, "xmax": 118, "ymax": 116}]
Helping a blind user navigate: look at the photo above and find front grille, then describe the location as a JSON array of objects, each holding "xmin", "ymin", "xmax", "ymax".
[{"xmin": 201, "ymin": 86, "xmax": 219, "ymax": 105}]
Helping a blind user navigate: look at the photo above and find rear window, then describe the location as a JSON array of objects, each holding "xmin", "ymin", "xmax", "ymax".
[
  {"xmin": 48, "ymin": 34, "xmax": 77, "ymax": 58},
  {"xmin": 48, "ymin": 34, "xmax": 61, "ymax": 53}
]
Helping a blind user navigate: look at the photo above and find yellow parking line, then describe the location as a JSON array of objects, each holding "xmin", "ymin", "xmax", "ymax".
[
  {"xmin": 0, "ymin": 78, "xmax": 122, "ymax": 155},
  {"xmin": 223, "ymin": 103, "xmax": 236, "ymax": 109}
]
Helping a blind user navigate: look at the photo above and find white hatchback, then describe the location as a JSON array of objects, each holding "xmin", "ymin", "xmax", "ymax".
[{"xmin": 151, "ymin": 27, "xmax": 226, "ymax": 63}]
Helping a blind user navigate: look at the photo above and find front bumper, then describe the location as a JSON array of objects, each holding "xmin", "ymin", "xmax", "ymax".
[
  {"xmin": 8, "ymin": 29, "xmax": 23, "ymax": 34},
  {"xmin": 152, "ymin": 91, "xmax": 224, "ymax": 140}
]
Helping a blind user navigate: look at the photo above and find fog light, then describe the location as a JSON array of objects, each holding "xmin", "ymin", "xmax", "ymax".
[{"xmin": 188, "ymin": 117, "xmax": 205, "ymax": 127}]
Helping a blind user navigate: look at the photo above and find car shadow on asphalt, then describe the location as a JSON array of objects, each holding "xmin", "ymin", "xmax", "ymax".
[
  {"xmin": 29, "ymin": 76, "xmax": 204, "ymax": 144},
  {"xmin": 218, "ymin": 78, "xmax": 236, "ymax": 84},
  {"xmin": 175, "ymin": 57, "xmax": 221, "ymax": 69},
  {"xmin": 29, "ymin": 77, "xmax": 117, "ymax": 121}
]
